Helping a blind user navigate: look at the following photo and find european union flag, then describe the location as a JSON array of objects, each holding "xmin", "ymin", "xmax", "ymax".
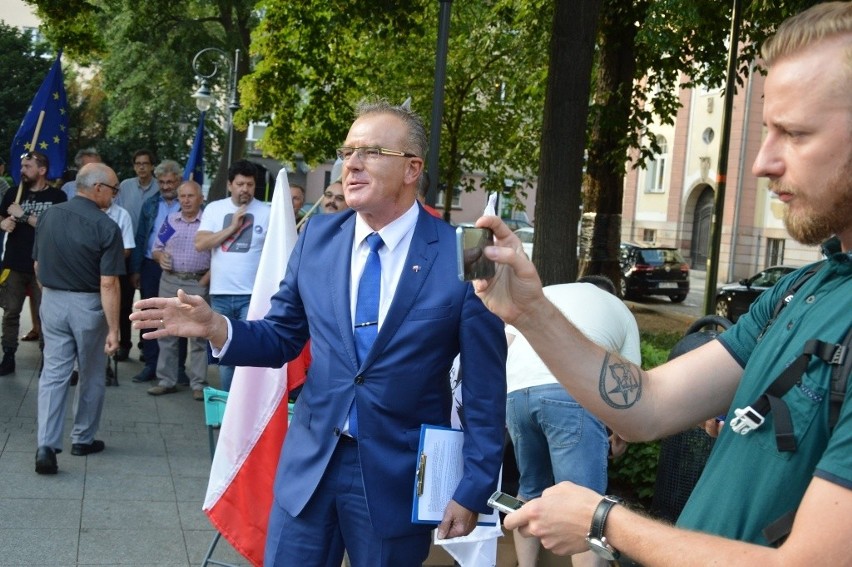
[
  {"xmin": 183, "ymin": 111, "xmax": 205, "ymax": 185},
  {"xmin": 9, "ymin": 51, "xmax": 69, "ymax": 185}
]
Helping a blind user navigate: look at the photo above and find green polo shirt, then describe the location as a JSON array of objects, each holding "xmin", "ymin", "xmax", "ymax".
[{"xmin": 676, "ymin": 241, "xmax": 852, "ymax": 544}]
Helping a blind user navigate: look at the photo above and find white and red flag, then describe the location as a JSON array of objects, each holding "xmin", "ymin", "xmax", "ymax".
[{"xmin": 203, "ymin": 167, "xmax": 306, "ymax": 566}]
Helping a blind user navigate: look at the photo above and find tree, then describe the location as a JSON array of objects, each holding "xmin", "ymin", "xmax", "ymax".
[
  {"xmin": 28, "ymin": 0, "xmax": 258, "ymax": 196},
  {"xmin": 0, "ymin": 22, "xmax": 53, "ymax": 163},
  {"xmin": 241, "ymin": 1, "xmax": 547, "ymax": 220},
  {"xmin": 529, "ymin": 0, "xmax": 602, "ymax": 286},
  {"xmin": 580, "ymin": 0, "xmax": 818, "ymax": 288}
]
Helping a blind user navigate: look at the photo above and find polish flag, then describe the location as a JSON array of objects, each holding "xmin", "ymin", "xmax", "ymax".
[{"xmin": 203, "ymin": 167, "xmax": 306, "ymax": 566}]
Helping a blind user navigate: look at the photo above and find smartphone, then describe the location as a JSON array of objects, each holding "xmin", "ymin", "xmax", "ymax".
[
  {"xmin": 487, "ymin": 490, "xmax": 524, "ymax": 514},
  {"xmin": 456, "ymin": 226, "xmax": 496, "ymax": 281}
]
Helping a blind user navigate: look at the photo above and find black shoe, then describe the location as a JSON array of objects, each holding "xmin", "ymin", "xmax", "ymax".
[
  {"xmin": 114, "ymin": 347, "xmax": 129, "ymax": 362},
  {"xmin": 132, "ymin": 367, "xmax": 155, "ymax": 383},
  {"xmin": 35, "ymin": 446, "xmax": 58, "ymax": 474},
  {"xmin": 70, "ymin": 370, "xmax": 79, "ymax": 386},
  {"xmin": 0, "ymin": 351, "xmax": 15, "ymax": 376},
  {"xmin": 71, "ymin": 440, "xmax": 105, "ymax": 456}
]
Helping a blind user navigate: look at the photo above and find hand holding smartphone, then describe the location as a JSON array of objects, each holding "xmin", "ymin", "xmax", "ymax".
[
  {"xmin": 456, "ymin": 226, "xmax": 496, "ymax": 281},
  {"xmin": 487, "ymin": 490, "xmax": 524, "ymax": 514}
]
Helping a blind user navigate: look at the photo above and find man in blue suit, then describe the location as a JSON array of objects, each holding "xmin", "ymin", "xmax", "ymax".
[{"xmin": 132, "ymin": 100, "xmax": 507, "ymax": 566}]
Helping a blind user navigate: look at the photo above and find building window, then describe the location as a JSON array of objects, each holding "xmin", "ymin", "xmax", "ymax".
[
  {"xmin": 437, "ymin": 185, "xmax": 462, "ymax": 208},
  {"xmin": 644, "ymin": 135, "xmax": 667, "ymax": 194},
  {"xmin": 766, "ymin": 238, "xmax": 785, "ymax": 267},
  {"xmin": 642, "ymin": 229, "xmax": 656, "ymax": 243}
]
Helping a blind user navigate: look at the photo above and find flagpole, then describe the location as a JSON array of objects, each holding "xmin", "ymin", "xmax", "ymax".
[
  {"xmin": 295, "ymin": 198, "xmax": 323, "ymax": 231},
  {"xmin": 15, "ymin": 110, "xmax": 45, "ymax": 204}
]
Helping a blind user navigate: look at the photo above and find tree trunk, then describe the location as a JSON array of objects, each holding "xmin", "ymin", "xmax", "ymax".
[
  {"xmin": 581, "ymin": 0, "xmax": 646, "ymax": 291},
  {"xmin": 534, "ymin": 0, "xmax": 602, "ymax": 286}
]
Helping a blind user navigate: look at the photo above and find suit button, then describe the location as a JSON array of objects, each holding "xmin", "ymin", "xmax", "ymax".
[
  {"xmin": 333, "ymin": 427, "xmax": 341, "ymax": 436},
  {"xmin": 354, "ymin": 375, "xmax": 365, "ymax": 385}
]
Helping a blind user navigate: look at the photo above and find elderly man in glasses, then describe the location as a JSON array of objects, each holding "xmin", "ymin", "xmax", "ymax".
[
  {"xmin": 0, "ymin": 151, "xmax": 67, "ymax": 376},
  {"xmin": 33, "ymin": 162, "xmax": 125, "ymax": 474},
  {"xmin": 132, "ymin": 99, "xmax": 506, "ymax": 566}
]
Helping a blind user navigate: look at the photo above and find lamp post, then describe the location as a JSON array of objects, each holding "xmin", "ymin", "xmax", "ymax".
[{"xmin": 191, "ymin": 48, "xmax": 241, "ymax": 168}]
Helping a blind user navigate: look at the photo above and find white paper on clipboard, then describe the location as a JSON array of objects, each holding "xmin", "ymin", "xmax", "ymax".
[{"xmin": 411, "ymin": 424, "xmax": 498, "ymax": 526}]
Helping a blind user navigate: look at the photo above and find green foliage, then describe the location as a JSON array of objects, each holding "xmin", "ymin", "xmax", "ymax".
[
  {"xmin": 0, "ymin": 22, "xmax": 53, "ymax": 161},
  {"xmin": 30, "ymin": 0, "xmax": 259, "ymax": 187},
  {"xmin": 607, "ymin": 329, "xmax": 681, "ymax": 507},
  {"xmin": 243, "ymin": 0, "xmax": 546, "ymax": 207},
  {"xmin": 639, "ymin": 330, "xmax": 681, "ymax": 369}
]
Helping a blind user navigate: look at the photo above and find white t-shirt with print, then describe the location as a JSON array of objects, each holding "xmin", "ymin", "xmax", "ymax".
[{"xmin": 198, "ymin": 197, "xmax": 271, "ymax": 295}]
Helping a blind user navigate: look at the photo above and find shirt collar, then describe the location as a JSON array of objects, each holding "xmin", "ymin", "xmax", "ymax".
[
  {"xmin": 354, "ymin": 202, "xmax": 419, "ymax": 253},
  {"xmin": 174, "ymin": 211, "xmax": 201, "ymax": 223}
]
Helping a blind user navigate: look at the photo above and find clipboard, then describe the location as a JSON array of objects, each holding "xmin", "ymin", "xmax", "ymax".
[{"xmin": 411, "ymin": 424, "xmax": 498, "ymax": 526}]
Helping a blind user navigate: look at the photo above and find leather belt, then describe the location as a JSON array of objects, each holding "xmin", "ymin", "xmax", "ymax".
[{"xmin": 169, "ymin": 270, "xmax": 207, "ymax": 280}]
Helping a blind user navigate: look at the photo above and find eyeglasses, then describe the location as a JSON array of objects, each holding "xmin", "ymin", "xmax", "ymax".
[
  {"xmin": 323, "ymin": 191, "xmax": 346, "ymax": 203},
  {"xmin": 134, "ymin": 161, "xmax": 152, "ymax": 167},
  {"xmin": 97, "ymin": 182, "xmax": 120, "ymax": 196},
  {"xmin": 335, "ymin": 147, "xmax": 418, "ymax": 162}
]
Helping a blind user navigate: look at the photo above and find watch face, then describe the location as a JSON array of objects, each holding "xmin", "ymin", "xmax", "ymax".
[{"xmin": 586, "ymin": 537, "xmax": 618, "ymax": 561}]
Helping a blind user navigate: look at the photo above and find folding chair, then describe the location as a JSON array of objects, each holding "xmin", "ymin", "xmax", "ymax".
[{"xmin": 201, "ymin": 387, "xmax": 239, "ymax": 567}]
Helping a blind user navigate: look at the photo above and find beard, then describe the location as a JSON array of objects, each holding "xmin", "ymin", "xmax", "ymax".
[
  {"xmin": 773, "ymin": 156, "xmax": 852, "ymax": 246},
  {"xmin": 20, "ymin": 172, "xmax": 36, "ymax": 189}
]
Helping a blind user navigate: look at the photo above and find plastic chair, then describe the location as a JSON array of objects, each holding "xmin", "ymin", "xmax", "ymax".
[
  {"xmin": 201, "ymin": 387, "xmax": 239, "ymax": 567},
  {"xmin": 203, "ymin": 387, "xmax": 229, "ymax": 461}
]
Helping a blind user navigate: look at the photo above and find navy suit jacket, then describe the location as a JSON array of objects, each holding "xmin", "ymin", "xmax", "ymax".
[{"xmin": 219, "ymin": 206, "xmax": 507, "ymax": 538}]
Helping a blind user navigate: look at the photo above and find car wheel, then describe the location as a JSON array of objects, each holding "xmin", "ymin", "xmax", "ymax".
[
  {"xmin": 715, "ymin": 298, "xmax": 730, "ymax": 320},
  {"xmin": 620, "ymin": 277, "xmax": 633, "ymax": 300},
  {"xmin": 670, "ymin": 293, "xmax": 687, "ymax": 303}
]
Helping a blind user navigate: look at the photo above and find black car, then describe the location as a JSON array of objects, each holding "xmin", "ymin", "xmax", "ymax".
[
  {"xmin": 714, "ymin": 265, "xmax": 797, "ymax": 322},
  {"xmin": 620, "ymin": 243, "xmax": 690, "ymax": 303}
]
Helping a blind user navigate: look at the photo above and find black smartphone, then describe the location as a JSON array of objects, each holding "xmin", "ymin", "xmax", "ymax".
[
  {"xmin": 456, "ymin": 226, "xmax": 495, "ymax": 281},
  {"xmin": 487, "ymin": 490, "xmax": 524, "ymax": 514}
]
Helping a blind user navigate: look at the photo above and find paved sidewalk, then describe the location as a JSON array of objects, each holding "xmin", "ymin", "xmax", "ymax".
[
  {"xmin": 0, "ymin": 309, "xmax": 527, "ymax": 567},
  {"xmin": 0, "ymin": 309, "xmax": 249, "ymax": 566}
]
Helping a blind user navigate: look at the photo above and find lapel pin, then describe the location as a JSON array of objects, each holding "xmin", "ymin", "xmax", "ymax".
[{"xmin": 412, "ymin": 265, "xmax": 421, "ymax": 272}]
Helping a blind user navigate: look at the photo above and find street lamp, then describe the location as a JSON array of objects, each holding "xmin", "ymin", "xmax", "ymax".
[{"xmin": 191, "ymin": 48, "xmax": 241, "ymax": 167}]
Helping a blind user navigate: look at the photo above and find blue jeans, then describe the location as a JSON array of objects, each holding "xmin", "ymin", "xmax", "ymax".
[
  {"xmin": 210, "ymin": 294, "xmax": 251, "ymax": 391},
  {"xmin": 506, "ymin": 384, "xmax": 608, "ymax": 499}
]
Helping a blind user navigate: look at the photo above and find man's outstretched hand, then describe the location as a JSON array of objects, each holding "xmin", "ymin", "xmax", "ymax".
[{"xmin": 130, "ymin": 289, "xmax": 228, "ymax": 348}]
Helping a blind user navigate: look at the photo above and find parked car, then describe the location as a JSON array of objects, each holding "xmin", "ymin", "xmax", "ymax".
[
  {"xmin": 619, "ymin": 243, "xmax": 690, "ymax": 302},
  {"xmin": 714, "ymin": 265, "xmax": 798, "ymax": 322},
  {"xmin": 514, "ymin": 227, "xmax": 534, "ymax": 257}
]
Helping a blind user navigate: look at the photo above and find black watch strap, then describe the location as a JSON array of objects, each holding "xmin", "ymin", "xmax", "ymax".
[{"xmin": 587, "ymin": 495, "xmax": 624, "ymax": 559}]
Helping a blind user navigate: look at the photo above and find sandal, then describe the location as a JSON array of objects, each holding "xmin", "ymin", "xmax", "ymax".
[{"xmin": 21, "ymin": 330, "xmax": 40, "ymax": 341}]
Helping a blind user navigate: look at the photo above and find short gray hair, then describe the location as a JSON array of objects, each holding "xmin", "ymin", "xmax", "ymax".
[
  {"xmin": 74, "ymin": 148, "xmax": 101, "ymax": 167},
  {"xmin": 154, "ymin": 159, "xmax": 182, "ymax": 178},
  {"xmin": 76, "ymin": 163, "xmax": 114, "ymax": 193},
  {"xmin": 354, "ymin": 99, "xmax": 427, "ymax": 158}
]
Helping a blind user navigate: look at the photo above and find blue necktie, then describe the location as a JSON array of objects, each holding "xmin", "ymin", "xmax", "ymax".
[{"xmin": 350, "ymin": 232, "xmax": 384, "ymax": 438}]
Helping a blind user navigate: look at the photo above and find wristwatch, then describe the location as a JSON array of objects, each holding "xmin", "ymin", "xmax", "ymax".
[{"xmin": 586, "ymin": 495, "xmax": 624, "ymax": 561}]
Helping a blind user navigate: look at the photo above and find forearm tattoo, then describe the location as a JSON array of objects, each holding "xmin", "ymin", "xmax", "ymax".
[{"xmin": 599, "ymin": 352, "xmax": 642, "ymax": 409}]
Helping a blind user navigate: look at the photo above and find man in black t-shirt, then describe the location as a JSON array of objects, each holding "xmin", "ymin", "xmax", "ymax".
[
  {"xmin": 33, "ymin": 162, "xmax": 124, "ymax": 474},
  {"xmin": 0, "ymin": 151, "xmax": 67, "ymax": 375}
]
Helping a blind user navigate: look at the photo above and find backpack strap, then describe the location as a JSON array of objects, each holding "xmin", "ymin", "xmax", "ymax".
[
  {"xmin": 758, "ymin": 262, "xmax": 824, "ymax": 342},
  {"xmin": 729, "ymin": 339, "xmax": 846, "ymax": 451}
]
